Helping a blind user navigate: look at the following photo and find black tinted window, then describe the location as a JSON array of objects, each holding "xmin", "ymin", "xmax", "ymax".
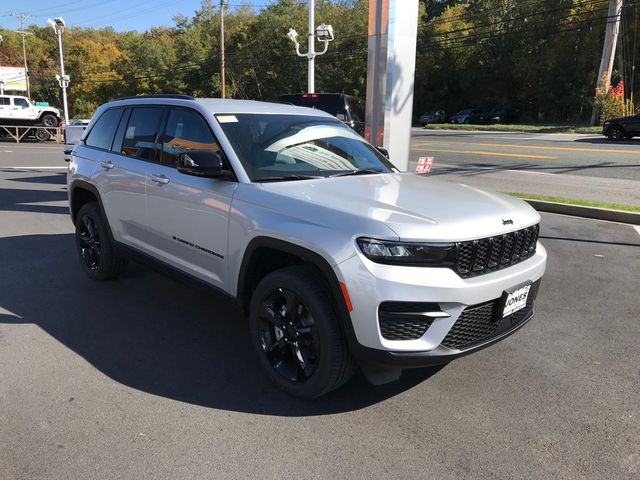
[
  {"xmin": 85, "ymin": 108, "xmax": 123, "ymax": 151},
  {"xmin": 0, "ymin": 97, "xmax": 10, "ymax": 106},
  {"xmin": 160, "ymin": 109, "xmax": 220, "ymax": 165},
  {"xmin": 121, "ymin": 107, "xmax": 163, "ymax": 160}
]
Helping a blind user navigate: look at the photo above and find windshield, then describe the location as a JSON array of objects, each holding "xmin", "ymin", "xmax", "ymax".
[{"xmin": 217, "ymin": 114, "xmax": 397, "ymax": 181}]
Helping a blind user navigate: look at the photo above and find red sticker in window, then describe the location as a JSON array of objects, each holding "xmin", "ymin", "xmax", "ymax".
[{"xmin": 416, "ymin": 156, "xmax": 433, "ymax": 174}]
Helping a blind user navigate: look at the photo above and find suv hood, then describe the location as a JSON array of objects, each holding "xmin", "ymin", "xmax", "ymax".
[{"xmin": 258, "ymin": 173, "xmax": 539, "ymax": 241}]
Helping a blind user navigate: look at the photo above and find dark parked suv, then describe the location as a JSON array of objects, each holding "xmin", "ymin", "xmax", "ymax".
[{"xmin": 277, "ymin": 93, "xmax": 365, "ymax": 136}]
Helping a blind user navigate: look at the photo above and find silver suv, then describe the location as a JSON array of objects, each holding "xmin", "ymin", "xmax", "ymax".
[{"xmin": 67, "ymin": 94, "xmax": 546, "ymax": 398}]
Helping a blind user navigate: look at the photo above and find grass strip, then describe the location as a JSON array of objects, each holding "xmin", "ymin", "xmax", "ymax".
[
  {"xmin": 424, "ymin": 124, "xmax": 601, "ymax": 134},
  {"xmin": 503, "ymin": 192, "xmax": 640, "ymax": 213}
]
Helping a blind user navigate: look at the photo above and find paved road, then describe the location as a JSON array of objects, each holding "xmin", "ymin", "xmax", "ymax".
[
  {"xmin": 410, "ymin": 129, "xmax": 640, "ymax": 206},
  {"xmin": 1, "ymin": 165, "xmax": 639, "ymax": 478}
]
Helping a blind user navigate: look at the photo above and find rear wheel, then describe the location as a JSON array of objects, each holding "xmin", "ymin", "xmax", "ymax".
[
  {"xmin": 75, "ymin": 202, "xmax": 127, "ymax": 280},
  {"xmin": 32, "ymin": 128, "xmax": 49, "ymax": 142},
  {"xmin": 249, "ymin": 266, "xmax": 356, "ymax": 398},
  {"xmin": 607, "ymin": 125, "xmax": 625, "ymax": 141},
  {"xmin": 41, "ymin": 114, "xmax": 58, "ymax": 127}
]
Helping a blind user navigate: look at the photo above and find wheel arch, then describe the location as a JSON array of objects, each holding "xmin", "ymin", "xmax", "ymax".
[{"xmin": 237, "ymin": 237, "xmax": 353, "ymax": 329}]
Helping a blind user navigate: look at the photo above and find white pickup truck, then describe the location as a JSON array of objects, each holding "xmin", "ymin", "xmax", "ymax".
[
  {"xmin": 0, "ymin": 95, "xmax": 61, "ymax": 127},
  {"xmin": 63, "ymin": 119, "xmax": 90, "ymax": 162}
]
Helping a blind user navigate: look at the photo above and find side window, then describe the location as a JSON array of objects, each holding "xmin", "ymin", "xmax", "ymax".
[
  {"xmin": 85, "ymin": 108, "xmax": 124, "ymax": 151},
  {"xmin": 121, "ymin": 107, "xmax": 163, "ymax": 160},
  {"xmin": 13, "ymin": 98, "xmax": 29, "ymax": 108},
  {"xmin": 0, "ymin": 97, "xmax": 10, "ymax": 106},
  {"xmin": 160, "ymin": 108, "xmax": 220, "ymax": 166}
]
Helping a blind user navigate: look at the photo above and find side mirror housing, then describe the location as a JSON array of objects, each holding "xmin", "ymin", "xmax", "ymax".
[
  {"xmin": 375, "ymin": 146, "xmax": 390, "ymax": 159},
  {"xmin": 177, "ymin": 149, "xmax": 231, "ymax": 178}
]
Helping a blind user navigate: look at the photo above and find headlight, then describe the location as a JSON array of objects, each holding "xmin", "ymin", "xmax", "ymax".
[{"xmin": 356, "ymin": 237, "xmax": 457, "ymax": 266}]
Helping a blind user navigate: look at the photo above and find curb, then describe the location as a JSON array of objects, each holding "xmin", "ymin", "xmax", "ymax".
[{"xmin": 523, "ymin": 199, "xmax": 640, "ymax": 225}]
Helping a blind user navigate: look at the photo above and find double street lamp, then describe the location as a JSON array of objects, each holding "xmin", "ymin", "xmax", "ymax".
[
  {"xmin": 286, "ymin": 0, "xmax": 334, "ymax": 93},
  {"xmin": 47, "ymin": 17, "xmax": 70, "ymax": 125}
]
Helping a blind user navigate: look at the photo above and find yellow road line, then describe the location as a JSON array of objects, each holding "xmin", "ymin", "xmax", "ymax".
[
  {"xmin": 414, "ymin": 147, "xmax": 556, "ymax": 160},
  {"xmin": 416, "ymin": 141, "xmax": 640, "ymax": 155}
]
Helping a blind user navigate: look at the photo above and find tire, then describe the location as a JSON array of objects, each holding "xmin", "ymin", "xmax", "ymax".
[
  {"xmin": 41, "ymin": 114, "xmax": 58, "ymax": 127},
  {"xmin": 33, "ymin": 128, "xmax": 49, "ymax": 142},
  {"xmin": 75, "ymin": 202, "xmax": 127, "ymax": 280},
  {"xmin": 607, "ymin": 125, "xmax": 625, "ymax": 141},
  {"xmin": 249, "ymin": 265, "xmax": 356, "ymax": 398}
]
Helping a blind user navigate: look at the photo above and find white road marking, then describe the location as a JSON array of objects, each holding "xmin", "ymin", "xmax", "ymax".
[
  {"xmin": 633, "ymin": 225, "xmax": 640, "ymax": 237},
  {"xmin": 0, "ymin": 166, "xmax": 67, "ymax": 170},
  {"xmin": 4, "ymin": 150, "xmax": 13, "ymax": 152}
]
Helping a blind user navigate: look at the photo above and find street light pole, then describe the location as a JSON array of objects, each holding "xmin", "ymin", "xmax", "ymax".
[
  {"xmin": 286, "ymin": 0, "xmax": 333, "ymax": 94},
  {"xmin": 48, "ymin": 17, "xmax": 70, "ymax": 125},
  {"xmin": 307, "ymin": 0, "xmax": 315, "ymax": 93}
]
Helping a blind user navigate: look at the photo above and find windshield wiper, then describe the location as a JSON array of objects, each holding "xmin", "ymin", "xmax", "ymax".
[
  {"xmin": 329, "ymin": 168, "xmax": 385, "ymax": 178},
  {"xmin": 254, "ymin": 174, "xmax": 324, "ymax": 183}
]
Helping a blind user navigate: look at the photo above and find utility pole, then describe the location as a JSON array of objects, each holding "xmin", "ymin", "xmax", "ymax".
[
  {"xmin": 591, "ymin": 0, "xmax": 623, "ymax": 125},
  {"xmin": 12, "ymin": 13, "xmax": 33, "ymax": 99},
  {"xmin": 220, "ymin": 0, "xmax": 227, "ymax": 99}
]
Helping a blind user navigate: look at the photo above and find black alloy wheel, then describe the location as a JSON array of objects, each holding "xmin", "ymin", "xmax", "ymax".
[
  {"xmin": 74, "ymin": 202, "xmax": 127, "ymax": 280},
  {"xmin": 78, "ymin": 214, "xmax": 102, "ymax": 272},
  {"xmin": 249, "ymin": 266, "xmax": 356, "ymax": 398},
  {"xmin": 257, "ymin": 287, "xmax": 320, "ymax": 382},
  {"xmin": 607, "ymin": 125, "xmax": 625, "ymax": 141}
]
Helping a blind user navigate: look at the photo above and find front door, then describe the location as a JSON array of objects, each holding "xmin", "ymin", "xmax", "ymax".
[{"xmin": 145, "ymin": 107, "xmax": 237, "ymax": 290}]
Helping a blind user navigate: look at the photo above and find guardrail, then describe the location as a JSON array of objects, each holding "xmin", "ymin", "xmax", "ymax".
[{"xmin": 0, "ymin": 125, "xmax": 62, "ymax": 143}]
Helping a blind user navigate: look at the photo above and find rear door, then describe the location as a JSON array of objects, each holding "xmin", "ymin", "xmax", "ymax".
[
  {"xmin": 0, "ymin": 96, "xmax": 12, "ymax": 121},
  {"xmin": 145, "ymin": 107, "xmax": 237, "ymax": 289}
]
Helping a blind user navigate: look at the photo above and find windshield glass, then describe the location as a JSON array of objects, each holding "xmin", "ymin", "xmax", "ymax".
[{"xmin": 217, "ymin": 114, "xmax": 396, "ymax": 181}]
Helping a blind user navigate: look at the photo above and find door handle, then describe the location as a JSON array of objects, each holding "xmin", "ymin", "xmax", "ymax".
[
  {"xmin": 99, "ymin": 161, "xmax": 114, "ymax": 170},
  {"xmin": 150, "ymin": 174, "xmax": 170, "ymax": 185}
]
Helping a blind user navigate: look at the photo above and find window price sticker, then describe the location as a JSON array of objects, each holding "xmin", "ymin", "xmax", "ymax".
[{"xmin": 416, "ymin": 156, "xmax": 433, "ymax": 174}]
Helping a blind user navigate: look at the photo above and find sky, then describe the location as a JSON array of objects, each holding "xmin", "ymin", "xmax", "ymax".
[{"xmin": 0, "ymin": 0, "xmax": 268, "ymax": 32}]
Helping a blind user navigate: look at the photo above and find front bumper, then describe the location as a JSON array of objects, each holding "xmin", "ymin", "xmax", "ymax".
[
  {"xmin": 334, "ymin": 242, "xmax": 546, "ymax": 364},
  {"xmin": 351, "ymin": 305, "xmax": 535, "ymax": 369}
]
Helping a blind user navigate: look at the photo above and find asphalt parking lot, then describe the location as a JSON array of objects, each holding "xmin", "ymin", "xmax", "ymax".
[{"xmin": 1, "ymin": 144, "xmax": 639, "ymax": 479}]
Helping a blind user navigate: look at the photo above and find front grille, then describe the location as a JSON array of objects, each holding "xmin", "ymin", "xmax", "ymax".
[
  {"xmin": 378, "ymin": 302, "xmax": 438, "ymax": 341},
  {"xmin": 441, "ymin": 280, "xmax": 541, "ymax": 350},
  {"xmin": 456, "ymin": 224, "xmax": 539, "ymax": 278}
]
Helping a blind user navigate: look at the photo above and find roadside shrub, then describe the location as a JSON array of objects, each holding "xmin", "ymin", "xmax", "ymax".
[{"xmin": 594, "ymin": 74, "xmax": 626, "ymax": 124}]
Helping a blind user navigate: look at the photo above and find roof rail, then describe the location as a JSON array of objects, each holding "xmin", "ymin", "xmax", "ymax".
[{"xmin": 114, "ymin": 94, "xmax": 195, "ymax": 101}]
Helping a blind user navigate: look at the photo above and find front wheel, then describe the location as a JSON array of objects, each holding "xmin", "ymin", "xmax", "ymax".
[
  {"xmin": 607, "ymin": 125, "xmax": 625, "ymax": 141},
  {"xmin": 249, "ymin": 266, "xmax": 356, "ymax": 398},
  {"xmin": 41, "ymin": 114, "xmax": 58, "ymax": 127}
]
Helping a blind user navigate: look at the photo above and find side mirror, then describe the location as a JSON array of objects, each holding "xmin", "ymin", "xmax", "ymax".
[
  {"xmin": 177, "ymin": 149, "xmax": 229, "ymax": 178},
  {"xmin": 375, "ymin": 146, "xmax": 390, "ymax": 159}
]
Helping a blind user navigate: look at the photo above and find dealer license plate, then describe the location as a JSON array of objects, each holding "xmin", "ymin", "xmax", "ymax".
[{"xmin": 502, "ymin": 284, "xmax": 531, "ymax": 317}]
